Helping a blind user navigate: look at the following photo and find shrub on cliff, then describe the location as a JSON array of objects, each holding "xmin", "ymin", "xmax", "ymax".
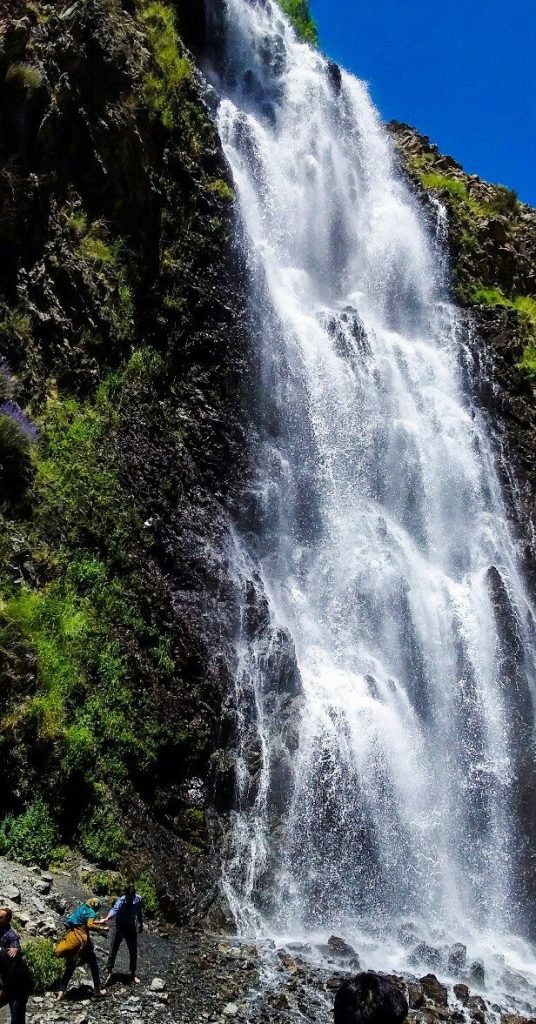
[
  {"xmin": 78, "ymin": 786, "xmax": 128, "ymax": 867},
  {"xmin": 0, "ymin": 800, "xmax": 58, "ymax": 866}
]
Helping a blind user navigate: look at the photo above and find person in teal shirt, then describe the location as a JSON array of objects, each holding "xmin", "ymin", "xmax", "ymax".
[{"xmin": 56, "ymin": 898, "xmax": 107, "ymax": 1001}]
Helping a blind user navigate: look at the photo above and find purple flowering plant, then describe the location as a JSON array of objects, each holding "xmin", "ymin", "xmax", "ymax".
[{"xmin": 0, "ymin": 401, "xmax": 39, "ymax": 443}]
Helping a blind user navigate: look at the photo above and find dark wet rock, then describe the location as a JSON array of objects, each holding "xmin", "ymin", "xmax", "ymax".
[
  {"xmin": 260, "ymin": 626, "xmax": 302, "ymax": 697},
  {"xmin": 420, "ymin": 973, "xmax": 449, "ymax": 1007},
  {"xmin": 408, "ymin": 981, "xmax": 425, "ymax": 1009},
  {"xmin": 327, "ymin": 60, "xmax": 342, "ymax": 94},
  {"xmin": 448, "ymin": 942, "xmax": 467, "ymax": 974},
  {"xmin": 500, "ymin": 968, "xmax": 531, "ymax": 994},
  {"xmin": 328, "ymin": 935, "xmax": 358, "ymax": 957},
  {"xmin": 326, "ymin": 935, "xmax": 360, "ymax": 967},
  {"xmin": 324, "ymin": 306, "xmax": 372, "ymax": 365},
  {"xmin": 469, "ymin": 960, "xmax": 486, "ymax": 989},
  {"xmin": 467, "ymin": 994, "xmax": 489, "ymax": 1024},
  {"xmin": 0, "ymin": 0, "xmax": 259, "ymax": 919},
  {"xmin": 501, "ymin": 1015, "xmax": 536, "ymax": 1024},
  {"xmin": 408, "ymin": 942, "xmax": 443, "ymax": 970},
  {"xmin": 454, "ymin": 983, "xmax": 470, "ymax": 1004}
]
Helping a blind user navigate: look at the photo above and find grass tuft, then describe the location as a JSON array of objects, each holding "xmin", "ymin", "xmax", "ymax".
[
  {"xmin": 207, "ymin": 178, "xmax": 233, "ymax": 203},
  {"xmin": 6, "ymin": 64, "xmax": 43, "ymax": 91},
  {"xmin": 138, "ymin": 2, "xmax": 193, "ymax": 129}
]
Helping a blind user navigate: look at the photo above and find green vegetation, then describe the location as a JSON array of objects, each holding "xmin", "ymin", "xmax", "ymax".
[
  {"xmin": 6, "ymin": 64, "xmax": 43, "ymax": 91},
  {"xmin": 419, "ymin": 173, "xmax": 468, "ymax": 202},
  {"xmin": 416, "ymin": 165, "xmax": 519, "ymax": 220},
  {"xmin": 49, "ymin": 845, "xmax": 73, "ymax": 869},
  {"xmin": 208, "ymin": 178, "xmax": 234, "ymax": 203},
  {"xmin": 0, "ymin": 800, "xmax": 58, "ymax": 865},
  {"xmin": 469, "ymin": 287, "xmax": 536, "ymax": 329},
  {"xmin": 79, "ymin": 787, "xmax": 128, "ymax": 866},
  {"xmin": 470, "ymin": 287, "xmax": 511, "ymax": 307},
  {"xmin": 138, "ymin": 2, "xmax": 193, "ymax": 129},
  {"xmin": 0, "ymin": 310, "xmax": 32, "ymax": 347},
  {"xmin": 468, "ymin": 288, "xmax": 536, "ymax": 378},
  {"xmin": 412, "ymin": 160, "xmax": 531, "ymax": 331},
  {"xmin": 277, "ymin": 0, "xmax": 318, "ymax": 45},
  {"xmin": 65, "ymin": 211, "xmax": 87, "ymax": 237},
  {"xmin": 32, "ymin": 386, "xmax": 133, "ymax": 554},
  {"xmin": 23, "ymin": 939, "xmax": 63, "ymax": 992},
  {"xmin": 82, "ymin": 869, "xmax": 125, "ymax": 897},
  {"xmin": 518, "ymin": 343, "xmax": 536, "ymax": 378},
  {"xmin": 1, "ymin": 553, "xmax": 162, "ymax": 781},
  {"xmin": 418, "ymin": 171, "xmax": 495, "ymax": 219},
  {"xmin": 76, "ymin": 223, "xmax": 134, "ymax": 342},
  {"xmin": 136, "ymin": 871, "xmax": 159, "ymax": 915},
  {"xmin": 0, "ymin": 360, "xmax": 182, "ymax": 867}
]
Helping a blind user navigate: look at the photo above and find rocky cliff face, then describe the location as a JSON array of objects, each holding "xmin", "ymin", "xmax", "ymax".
[
  {"xmin": 389, "ymin": 122, "xmax": 536, "ymax": 578},
  {"xmin": 0, "ymin": 0, "xmax": 254, "ymax": 920}
]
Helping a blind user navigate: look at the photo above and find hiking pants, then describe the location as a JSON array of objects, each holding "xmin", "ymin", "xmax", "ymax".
[
  {"xmin": 59, "ymin": 938, "xmax": 101, "ymax": 992},
  {"xmin": 0, "ymin": 993, "xmax": 28, "ymax": 1024},
  {"xmin": 108, "ymin": 923, "xmax": 138, "ymax": 976},
  {"xmin": 107, "ymin": 921, "xmax": 138, "ymax": 974}
]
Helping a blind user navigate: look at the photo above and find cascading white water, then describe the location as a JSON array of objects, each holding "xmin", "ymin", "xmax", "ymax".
[{"xmin": 208, "ymin": 0, "xmax": 536, "ymax": 995}]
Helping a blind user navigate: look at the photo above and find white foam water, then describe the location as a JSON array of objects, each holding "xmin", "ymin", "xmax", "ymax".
[{"xmin": 207, "ymin": 0, "xmax": 536, "ymax": 1006}]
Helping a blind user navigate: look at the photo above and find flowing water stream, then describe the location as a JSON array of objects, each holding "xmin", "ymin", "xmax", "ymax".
[{"xmin": 205, "ymin": 0, "xmax": 536, "ymax": 1001}]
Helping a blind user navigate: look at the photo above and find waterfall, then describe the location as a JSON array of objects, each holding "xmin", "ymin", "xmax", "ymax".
[{"xmin": 207, "ymin": 0, "xmax": 536, "ymax": 988}]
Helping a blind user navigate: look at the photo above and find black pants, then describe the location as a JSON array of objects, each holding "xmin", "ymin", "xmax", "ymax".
[
  {"xmin": 59, "ymin": 938, "xmax": 101, "ymax": 992},
  {"xmin": 108, "ymin": 923, "xmax": 138, "ymax": 976},
  {"xmin": 0, "ymin": 993, "xmax": 28, "ymax": 1024}
]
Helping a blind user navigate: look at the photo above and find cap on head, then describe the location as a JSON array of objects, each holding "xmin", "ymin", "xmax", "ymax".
[{"xmin": 87, "ymin": 897, "xmax": 101, "ymax": 910}]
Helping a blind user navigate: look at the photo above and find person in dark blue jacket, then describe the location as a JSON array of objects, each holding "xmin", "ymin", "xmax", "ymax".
[
  {"xmin": 101, "ymin": 885, "xmax": 143, "ymax": 985},
  {"xmin": 0, "ymin": 909, "xmax": 31, "ymax": 1024}
]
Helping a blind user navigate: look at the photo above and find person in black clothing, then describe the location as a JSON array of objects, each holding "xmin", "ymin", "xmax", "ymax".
[
  {"xmin": 0, "ymin": 909, "xmax": 32, "ymax": 1024},
  {"xmin": 100, "ymin": 885, "xmax": 144, "ymax": 986}
]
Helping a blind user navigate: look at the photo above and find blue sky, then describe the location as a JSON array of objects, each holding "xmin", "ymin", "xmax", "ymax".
[{"xmin": 310, "ymin": 0, "xmax": 536, "ymax": 206}]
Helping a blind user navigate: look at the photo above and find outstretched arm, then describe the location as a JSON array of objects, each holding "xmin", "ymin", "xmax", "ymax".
[{"xmin": 99, "ymin": 897, "xmax": 122, "ymax": 924}]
